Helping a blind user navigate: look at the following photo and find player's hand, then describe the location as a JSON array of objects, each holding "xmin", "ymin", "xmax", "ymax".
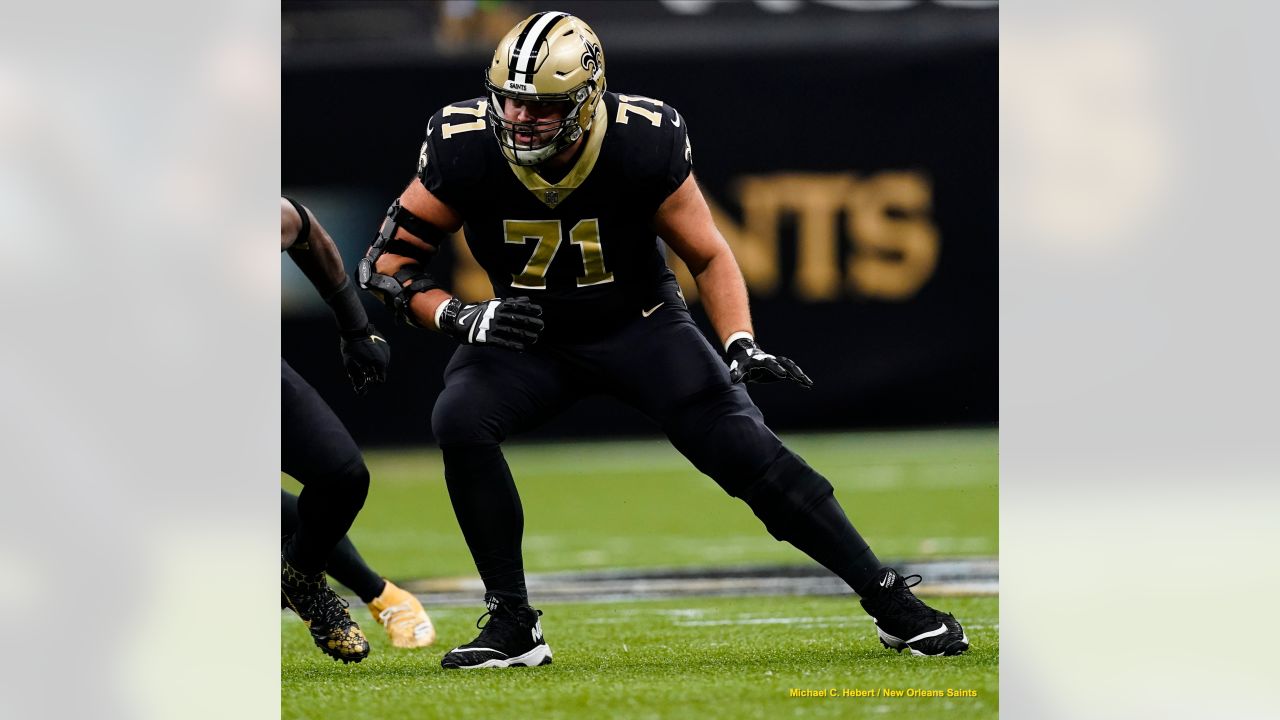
[
  {"xmin": 440, "ymin": 296, "xmax": 544, "ymax": 351},
  {"xmin": 339, "ymin": 323, "xmax": 391, "ymax": 395},
  {"xmin": 726, "ymin": 337, "xmax": 813, "ymax": 388}
]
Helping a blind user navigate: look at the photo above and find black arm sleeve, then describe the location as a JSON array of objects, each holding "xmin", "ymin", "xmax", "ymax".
[{"xmin": 322, "ymin": 277, "xmax": 370, "ymax": 335}]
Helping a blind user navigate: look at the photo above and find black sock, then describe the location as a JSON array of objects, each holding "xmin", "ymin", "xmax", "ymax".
[
  {"xmin": 785, "ymin": 494, "xmax": 882, "ymax": 596},
  {"xmin": 441, "ymin": 444, "xmax": 529, "ymax": 603},
  {"xmin": 327, "ymin": 538, "xmax": 387, "ymax": 603},
  {"xmin": 282, "ymin": 489, "xmax": 385, "ymax": 601}
]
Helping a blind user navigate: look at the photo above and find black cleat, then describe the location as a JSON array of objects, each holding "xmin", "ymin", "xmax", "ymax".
[
  {"xmin": 441, "ymin": 593, "xmax": 553, "ymax": 669},
  {"xmin": 859, "ymin": 567, "xmax": 969, "ymax": 657},
  {"xmin": 282, "ymin": 555, "xmax": 370, "ymax": 664}
]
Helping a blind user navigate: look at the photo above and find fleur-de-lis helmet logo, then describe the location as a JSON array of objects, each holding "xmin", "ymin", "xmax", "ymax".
[{"xmin": 580, "ymin": 37, "xmax": 602, "ymax": 77}]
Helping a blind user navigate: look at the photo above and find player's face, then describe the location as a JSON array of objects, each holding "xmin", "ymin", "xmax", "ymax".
[{"xmin": 503, "ymin": 97, "xmax": 571, "ymax": 148}]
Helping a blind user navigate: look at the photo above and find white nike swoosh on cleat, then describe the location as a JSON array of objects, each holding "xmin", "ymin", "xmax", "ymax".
[
  {"xmin": 875, "ymin": 626, "xmax": 907, "ymax": 648},
  {"xmin": 452, "ymin": 644, "xmax": 552, "ymax": 669},
  {"xmin": 451, "ymin": 646, "xmax": 507, "ymax": 657},
  {"xmin": 906, "ymin": 624, "xmax": 949, "ymax": 644},
  {"xmin": 370, "ymin": 335, "xmax": 387, "ymax": 343},
  {"xmin": 641, "ymin": 302, "xmax": 663, "ymax": 317}
]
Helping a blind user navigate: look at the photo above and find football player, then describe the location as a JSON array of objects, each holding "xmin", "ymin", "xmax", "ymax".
[
  {"xmin": 359, "ymin": 12, "xmax": 969, "ymax": 667},
  {"xmin": 280, "ymin": 489, "xmax": 436, "ymax": 648},
  {"xmin": 281, "ymin": 196, "xmax": 390, "ymax": 663}
]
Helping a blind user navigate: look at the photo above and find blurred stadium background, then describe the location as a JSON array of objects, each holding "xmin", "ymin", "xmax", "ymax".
[{"xmin": 283, "ymin": 3, "xmax": 996, "ymax": 715}]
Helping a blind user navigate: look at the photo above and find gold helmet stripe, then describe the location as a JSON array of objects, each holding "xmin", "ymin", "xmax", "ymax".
[{"xmin": 509, "ymin": 11, "xmax": 568, "ymax": 86}]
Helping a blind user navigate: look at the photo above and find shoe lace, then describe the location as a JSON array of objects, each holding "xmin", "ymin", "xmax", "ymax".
[
  {"xmin": 473, "ymin": 605, "xmax": 541, "ymax": 644},
  {"xmin": 309, "ymin": 589, "xmax": 354, "ymax": 630},
  {"xmin": 882, "ymin": 574, "xmax": 933, "ymax": 618},
  {"xmin": 379, "ymin": 602, "xmax": 414, "ymax": 625}
]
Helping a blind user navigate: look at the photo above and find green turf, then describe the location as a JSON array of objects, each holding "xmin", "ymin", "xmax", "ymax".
[
  {"xmin": 282, "ymin": 594, "xmax": 998, "ymax": 720},
  {"xmin": 282, "ymin": 430, "xmax": 998, "ymax": 580}
]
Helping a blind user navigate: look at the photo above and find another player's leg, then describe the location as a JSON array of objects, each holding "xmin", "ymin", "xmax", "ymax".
[
  {"xmin": 430, "ymin": 346, "xmax": 577, "ymax": 668},
  {"xmin": 281, "ymin": 360, "xmax": 371, "ymax": 663},
  {"xmin": 282, "ymin": 489, "xmax": 435, "ymax": 648},
  {"xmin": 611, "ymin": 311, "xmax": 968, "ymax": 656}
]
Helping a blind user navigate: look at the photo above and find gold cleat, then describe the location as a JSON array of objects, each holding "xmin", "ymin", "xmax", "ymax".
[
  {"xmin": 282, "ymin": 556, "xmax": 370, "ymax": 664},
  {"xmin": 369, "ymin": 580, "xmax": 436, "ymax": 648}
]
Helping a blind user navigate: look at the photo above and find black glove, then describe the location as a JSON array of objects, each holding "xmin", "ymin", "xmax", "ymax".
[
  {"xmin": 726, "ymin": 337, "xmax": 813, "ymax": 388},
  {"xmin": 438, "ymin": 296, "xmax": 544, "ymax": 351},
  {"xmin": 339, "ymin": 324, "xmax": 391, "ymax": 396}
]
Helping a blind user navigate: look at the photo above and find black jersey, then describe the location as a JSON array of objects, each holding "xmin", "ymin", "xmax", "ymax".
[{"xmin": 417, "ymin": 91, "xmax": 693, "ymax": 342}]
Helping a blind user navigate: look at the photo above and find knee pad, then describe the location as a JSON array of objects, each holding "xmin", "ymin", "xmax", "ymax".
[
  {"xmin": 297, "ymin": 457, "xmax": 370, "ymax": 516},
  {"xmin": 327, "ymin": 458, "xmax": 370, "ymax": 501},
  {"xmin": 660, "ymin": 384, "xmax": 835, "ymax": 541},
  {"xmin": 665, "ymin": 391, "xmax": 779, "ymax": 486},
  {"xmin": 431, "ymin": 387, "xmax": 503, "ymax": 448},
  {"xmin": 317, "ymin": 455, "xmax": 367, "ymax": 479},
  {"xmin": 738, "ymin": 450, "xmax": 835, "ymax": 541},
  {"xmin": 348, "ymin": 460, "xmax": 371, "ymax": 492}
]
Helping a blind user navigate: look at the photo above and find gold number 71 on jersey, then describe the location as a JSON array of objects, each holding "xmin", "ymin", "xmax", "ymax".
[
  {"xmin": 504, "ymin": 218, "xmax": 614, "ymax": 289},
  {"xmin": 441, "ymin": 100, "xmax": 488, "ymax": 139},
  {"xmin": 616, "ymin": 95, "xmax": 663, "ymax": 127}
]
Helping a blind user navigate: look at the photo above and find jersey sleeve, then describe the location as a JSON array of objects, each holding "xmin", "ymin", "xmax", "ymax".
[
  {"xmin": 415, "ymin": 99, "xmax": 490, "ymax": 212},
  {"xmin": 616, "ymin": 95, "xmax": 694, "ymax": 213},
  {"xmin": 656, "ymin": 103, "xmax": 694, "ymax": 202}
]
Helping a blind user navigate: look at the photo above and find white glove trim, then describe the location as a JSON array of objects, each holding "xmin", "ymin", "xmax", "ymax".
[{"xmin": 724, "ymin": 331, "xmax": 755, "ymax": 353}]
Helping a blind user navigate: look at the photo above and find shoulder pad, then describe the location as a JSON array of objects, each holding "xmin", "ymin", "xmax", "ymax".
[
  {"xmin": 610, "ymin": 92, "xmax": 672, "ymax": 131},
  {"xmin": 418, "ymin": 98, "xmax": 493, "ymax": 210},
  {"xmin": 608, "ymin": 93, "xmax": 692, "ymax": 206},
  {"xmin": 430, "ymin": 98, "xmax": 492, "ymax": 144}
]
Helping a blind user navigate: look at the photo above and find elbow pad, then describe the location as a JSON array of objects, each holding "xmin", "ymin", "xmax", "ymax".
[
  {"xmin": 360, "ymin": 265, "xmax": 441, "ymax": 327},
  {"xmin": 358, "ymin": 200, "xmax": 449, "ymax": 326}
]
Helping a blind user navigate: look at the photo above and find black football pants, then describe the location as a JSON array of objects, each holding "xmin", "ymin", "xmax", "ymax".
[
  {"xmin": 281, "ymin": 359, "xmax": 370, "ymax": 575},
  {"xmin": 281, "ymin": 489, "xmax": 385, "ymax": 602},
  {"xmin": 431, "ymin": 305, "xmax": 879, "ymax": 600}
]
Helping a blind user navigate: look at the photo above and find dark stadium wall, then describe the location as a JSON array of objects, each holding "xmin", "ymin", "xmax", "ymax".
[{"xmin": 282, "ymin": 40, "xmax": 996, "ymax": 445}]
